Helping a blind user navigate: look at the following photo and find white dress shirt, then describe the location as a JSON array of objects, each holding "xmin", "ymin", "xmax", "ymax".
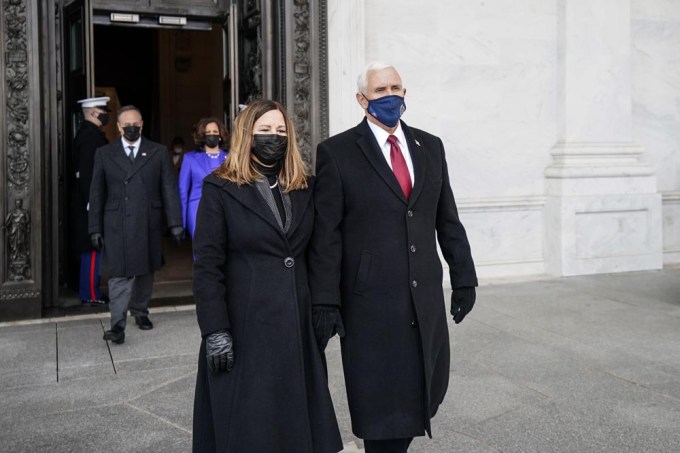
[
  {"xmin": 366, "ymin": 120, "xmax": 415, "ymax": 186},
  {"xmin": 121, "ymin": 137, "xmax": 142, "ymax": 159}
]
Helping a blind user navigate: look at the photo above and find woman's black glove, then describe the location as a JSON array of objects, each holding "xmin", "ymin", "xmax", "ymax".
[
  {"xmin": 312, "ymin": 305, "xmax": 345, "ymax": 352},
  {"xmin": 206, "ymin": 330, "xmax": 234, "ymax": 373},
  {"xmin": 451, "ymin": 287, "xmax": 476, "ymax": 324}
]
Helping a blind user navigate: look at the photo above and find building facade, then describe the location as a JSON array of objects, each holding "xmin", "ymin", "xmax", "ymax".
[
  {"xmin": 2, "ymin": 0, "xmax": 678, "ymax": 320},
  {"xmin": 327, "ymin": 0, "xmax": 677, "ymax": 280}
]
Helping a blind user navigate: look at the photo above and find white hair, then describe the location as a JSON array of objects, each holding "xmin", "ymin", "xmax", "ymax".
[{"xmin": 357, "ymin": 61, "xmax": 396, "ymax": 93}]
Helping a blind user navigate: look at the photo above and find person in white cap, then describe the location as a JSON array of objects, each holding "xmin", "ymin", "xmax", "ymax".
[{"xmin": 71, "ymin": 96, "xmax": 111, "ymax": 304}]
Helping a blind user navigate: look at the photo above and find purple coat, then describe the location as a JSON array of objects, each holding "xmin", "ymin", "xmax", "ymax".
[{"xmin": 178, "ymin": 149, "xmax": 228, "ymax": 237}]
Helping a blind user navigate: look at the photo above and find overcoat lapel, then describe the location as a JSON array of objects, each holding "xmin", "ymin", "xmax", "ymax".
[
  {"xmin": 401, "ymin": 122, "xmax": 427, "ymax": 207},
  {"xmin": 222, "ymin": 182, "xmax": 285, "ymax": 238},
  {"xmin": 126, "ymin": 139, "xmax": 157, "ymax": 179},
  {"xmin": 355, "ymin": 119, "xmax": 409, "ymax": 205},
  {"xmin": 221, "ymin": 180, "xmax": 313, "ymax": 241},
  {"xmin": 109, "ymin": 140, "xmax": 134, "ymax": 172}
]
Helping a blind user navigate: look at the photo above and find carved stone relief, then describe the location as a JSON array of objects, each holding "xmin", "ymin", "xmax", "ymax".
[
  {"xmin": 3, "ymin": 0, "xmax": 32, "ymax": 283},
  {"xmin": 4, "ymin": 0, "xmax": 30, "ymax": 191},
  {"xmin": 292, "ymin": 0, "xmax": 312, "ymax": 162},
  {"xmin": 3, "ymin": 198, "xmax": 31, "ymax": 281},
  {"xmin": 289, "ymin": 0, "xmax": 328, "ymax": 164},
  {"xmin": 0, "ymin": 287, "xmax": 40, "ymax": 301}
]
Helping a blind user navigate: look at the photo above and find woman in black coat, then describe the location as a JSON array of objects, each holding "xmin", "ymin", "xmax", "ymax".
[{"xmin": 191, "ymin": 99, "xmax": 343, "ymax": 453}]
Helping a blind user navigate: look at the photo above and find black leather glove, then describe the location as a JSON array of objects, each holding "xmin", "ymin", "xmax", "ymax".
[
  {"xmin": 170, "ymin": 226, "xmax": 184, "ymax": 246},
  {"xmin": 90, "ymin": 233, "xmax": 104, "ymax": 251},
  {"xmin": 206, "ymin": 330, "xmax": 234, "ymax": 373},
  {"xmin": 312, "ymin": 305, "xmax": 345, "ymax": 352},
  {"xmin": 451, "ymin": 287, "xmax": 476, "ymax": 324}
]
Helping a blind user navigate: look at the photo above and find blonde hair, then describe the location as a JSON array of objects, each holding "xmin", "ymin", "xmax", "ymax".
[{"xmin": 215, "ymin": 99, "xmax": 308, "ymax": 192}]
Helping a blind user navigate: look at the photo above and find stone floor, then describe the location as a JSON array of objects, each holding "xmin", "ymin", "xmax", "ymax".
[{"xmin": 1, "ymin": 268, "xmax": 679, "ymax": 452}]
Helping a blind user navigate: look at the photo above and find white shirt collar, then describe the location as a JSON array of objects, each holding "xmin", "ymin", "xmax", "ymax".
[
  {"xmin": 365, "ymin": 118, "xmax": 414, "ymax": 185},
  {"xmin": 121, "ymin": 137, "xmax": 142, "ymax": 156},
  {"xmin": 366, "ymin": 119, "xmax": 407, "ymax": 148}
]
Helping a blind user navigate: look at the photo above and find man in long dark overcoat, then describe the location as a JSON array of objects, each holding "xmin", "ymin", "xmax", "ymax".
[
  {"xmin": 89, "ymin": 105, "xmax": 183, "ymax": 344},
  {"xmin": 308, "ymin": 62, "xmax": 478, "ymax": 452},
  {"xmin": 71, "ymin": 96, "xmax": 110, "ymax": 303}
]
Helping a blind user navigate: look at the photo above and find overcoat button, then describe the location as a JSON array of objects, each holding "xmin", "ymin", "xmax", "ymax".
[
  {"xmin": 407, "ymin": 210, "xmax": 414, "ymax": 217},
  {"xmin": 124, "ymin": 180, "xmax": 128, "ymax": 184},
  {"xmin": 284, "ymin": 257, "xmax": 295, "ymax": 268},
  {"xmin": 410, "ymin": 245, "xmax": 416, "ymax": 253},
  {"xmin": 412, "ymin": 280, "xmax": 418, "ymax": 288},
  {"xmin": 124, "ymin": 196, "xmax": 129, "ymax": 201},
  {"xmin": 411, "ymin": 320, "xmax": 417, "ymax": 327}
]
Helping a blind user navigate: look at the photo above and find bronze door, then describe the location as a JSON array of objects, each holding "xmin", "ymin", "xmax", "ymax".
[
  {"xmin": 56, "ymin": 0, "xmax": 271, "ymax": 306},
  {"xmin": 60, "ymin": 0, "xmax": 95, "ymax": 297}
]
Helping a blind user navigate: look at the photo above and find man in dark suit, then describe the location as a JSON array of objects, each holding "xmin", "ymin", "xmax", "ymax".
[
  {"xmin": 71, "ymin": 96, "xmax": 110, "ymax": 304},
  {"xmin": 309, "ymin": 62, "xmax": 478, "ymax": 452},
  {"xmin": 89, "ymin": 105, "xmax": 183, "ymax": 344}
]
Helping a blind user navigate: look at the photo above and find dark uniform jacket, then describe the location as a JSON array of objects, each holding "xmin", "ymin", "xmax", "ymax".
[
  {"xmin": 88, "ymin": 137, "xmax": 182, "ymax": 277},
  {"xmin": 191, "ymin": 175, "xmax": 342, "ymax": 453},
  {"xmin": 71, "ymin": 121, "xmax": 108, "ymax": 254},
  {"xmin": 308, "ymin": 118, "xmax": 478, "ymax": 440}
]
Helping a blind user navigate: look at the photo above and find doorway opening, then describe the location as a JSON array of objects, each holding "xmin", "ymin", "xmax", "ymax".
[{"xmin": 60, "ymin": 23, "xmax": 227, "ymax": 308}]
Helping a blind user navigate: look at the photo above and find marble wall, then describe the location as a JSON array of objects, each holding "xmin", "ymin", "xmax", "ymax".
[
  {"xmin": 327, "ymin": 0, "xmax": 674, "ymax": 279},
  {"xmin": 631, "ymin": 0, "xmax": 680, "ymax": 264}
]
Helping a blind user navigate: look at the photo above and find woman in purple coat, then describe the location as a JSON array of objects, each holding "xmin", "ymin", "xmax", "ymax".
[{"xmin": 178, "ymin": 117, "xmax": 229, "ymax": 238}]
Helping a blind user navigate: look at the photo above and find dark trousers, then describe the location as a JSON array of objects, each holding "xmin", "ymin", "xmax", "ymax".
[
  {"xmin": 364, "ymin": 438, "xmax": 413, "ymax": 453},
  {"xmin": 78, "ymin": 250, "xmax": 102, "ymax": 301},
  {"xmin": 108, "ymin": 273, "xmax": 154, "ymax": 329}
]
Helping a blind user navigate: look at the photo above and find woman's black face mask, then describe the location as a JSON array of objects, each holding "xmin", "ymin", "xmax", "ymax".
[
  {"xmin": 204, "ymin": 134, "xmax": 221, "ymax": 149},
  {"xmin": 251, "ymin": 134, "xmax": 287, "ymax": 166}
]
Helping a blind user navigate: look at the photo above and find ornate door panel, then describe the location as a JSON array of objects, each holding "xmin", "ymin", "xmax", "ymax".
[{"xmin": 1, "ymin": 0, "xmax": 42, "ymax": 318}]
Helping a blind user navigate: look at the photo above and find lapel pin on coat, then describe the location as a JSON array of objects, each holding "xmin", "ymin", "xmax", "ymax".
[{"xmin": 415, "ymin": 139, "xmax": 421, "ymax": 146}]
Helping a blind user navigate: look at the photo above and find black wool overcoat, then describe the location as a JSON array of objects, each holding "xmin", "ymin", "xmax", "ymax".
[
  {"xmin": 191, "ymin": 175, "xmax": 343, "ymax": 453},
  {"xmin": 88, "ymin": 138, "xmax": 182, "ymax": 277},
  {"xmin": 71, "ymin": 121, "xmax": 108, "ymax": 254},
  {"xmin": 308, "ymin": 118, "xmax": 478, "ymax": 440}
]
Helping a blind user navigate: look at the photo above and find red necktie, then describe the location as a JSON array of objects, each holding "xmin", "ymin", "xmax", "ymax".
[{"xmin": 387, "ymin": 135, "xmax": 412, "ymax": 200}]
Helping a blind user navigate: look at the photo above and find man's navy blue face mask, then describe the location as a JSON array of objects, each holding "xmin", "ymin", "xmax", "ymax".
[{"xmin": 363, "ymin": 94, "xmax": 406, "ymax": 128}]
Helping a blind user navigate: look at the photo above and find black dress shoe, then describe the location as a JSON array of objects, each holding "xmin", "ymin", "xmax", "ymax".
[
  {"xmin": 103, "ymin": 328, "xmax": 125, "ymax": 344},
  {"xmin": 135, "ymin": 316, "xmax": 153, "ymax": 330}
]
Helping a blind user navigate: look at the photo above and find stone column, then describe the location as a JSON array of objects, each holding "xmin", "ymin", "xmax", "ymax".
[
  {"xmin": 327, "ymin": 0, "xmax": 365, "ymax": 136},
  {"xmin": 544, "ymin": 0, "xmax": 662, "ymax": 276}
]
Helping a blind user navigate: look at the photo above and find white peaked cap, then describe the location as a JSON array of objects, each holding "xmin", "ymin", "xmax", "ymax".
[{"xmin": 77, "ymin": 96, "xmax": 111, "ymax": 109}]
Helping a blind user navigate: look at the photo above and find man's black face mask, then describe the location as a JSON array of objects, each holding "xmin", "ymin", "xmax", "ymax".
[{"xmin": 122, "ymin": 126, "xmax": 141, "ymax": 142}]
